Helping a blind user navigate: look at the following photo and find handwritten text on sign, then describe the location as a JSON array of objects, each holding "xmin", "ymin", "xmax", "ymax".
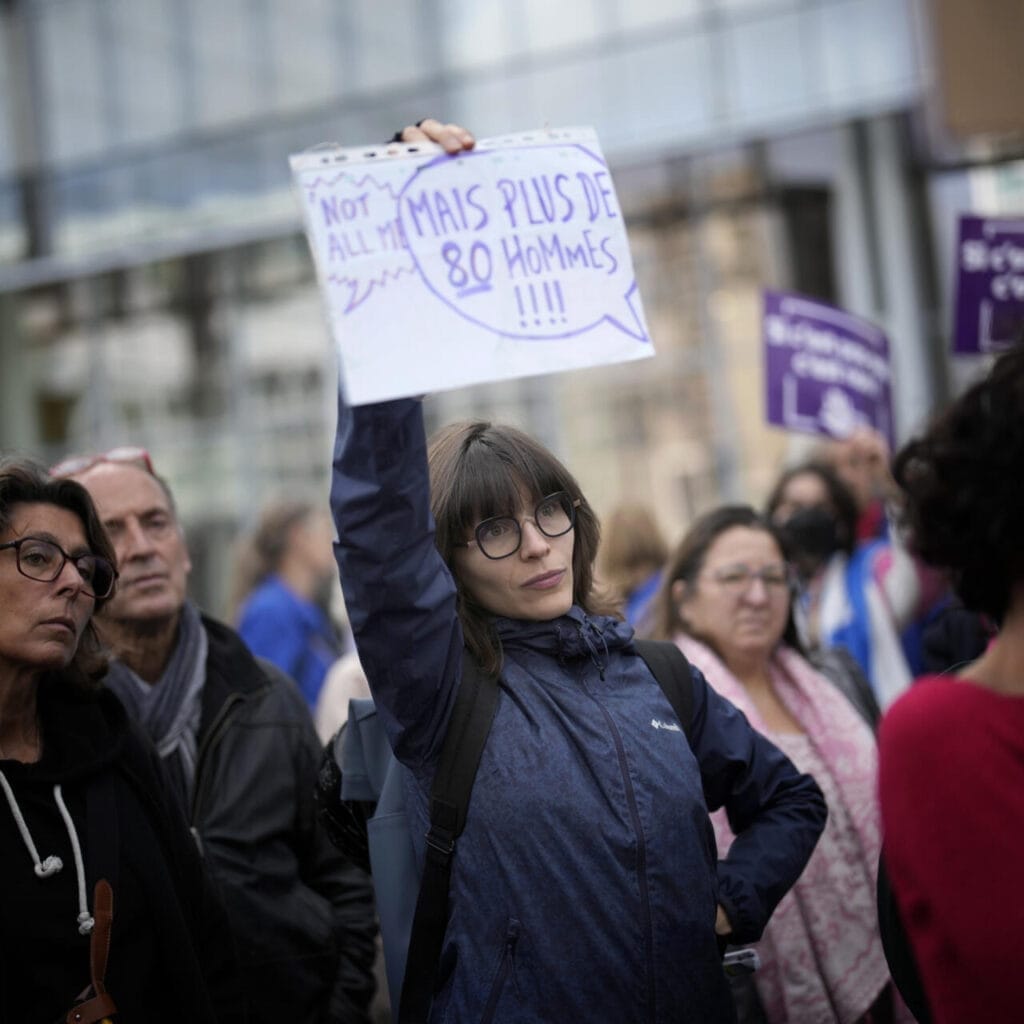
[
  {"xmin": 291, "ymin": 129, "xmax": 652, "ymax": 404},
  {"xmin": 763, "ymin": 290, "xmax": 893, "ymax": 446},
  {"xmin": 953, "ymin": 215, "xmax": 1024, "ymax": 355}
]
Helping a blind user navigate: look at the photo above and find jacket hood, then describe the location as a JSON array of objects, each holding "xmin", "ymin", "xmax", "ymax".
[
  {"xmin": 494, "ymin": 606, "xmax": 635, "ymax": 672},
  {"xmin": 24, "ymin": 677, "xmax": 129, "ymax": 783}
]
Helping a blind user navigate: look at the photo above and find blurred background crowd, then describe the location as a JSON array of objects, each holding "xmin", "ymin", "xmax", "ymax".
[{"xmin": 1, "ymin": 0, "xmax": 1021, "ymax": 619}]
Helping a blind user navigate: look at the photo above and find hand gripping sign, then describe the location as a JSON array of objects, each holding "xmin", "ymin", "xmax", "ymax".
[
  {"xmin": 290, "ymin": 128, "xmax": 652, "ymax": 404},
  {"xmin": 763, "ymin": 290, "xmax": 894, "ymax": 447}
]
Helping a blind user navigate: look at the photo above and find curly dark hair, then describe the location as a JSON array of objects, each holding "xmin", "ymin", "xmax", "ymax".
[
  {"xmin": 0, "ymin": 457, "xmax": 116, "ymax": 688},
  {"xmin": 892, "ymin": 347, "xmax": 1024, "ymax": 623},
  {"xmin": 428, "ymin": 420, "xmax": 615, "ymax": 676}
]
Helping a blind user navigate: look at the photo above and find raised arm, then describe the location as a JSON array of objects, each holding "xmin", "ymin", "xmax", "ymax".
[
  {"xmin": 688, "ymin": 669, "xmax": 828, "ymax": 944},
  {"xmin": 330, "ymin": 393, "xmax": 463, "ymax": 768}
]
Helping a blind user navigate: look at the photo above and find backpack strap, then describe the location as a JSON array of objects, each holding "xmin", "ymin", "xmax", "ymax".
[
  {"xmin": 633, "ymin": 639, "xmax": 695, "ymax": 742},
  {"xmin": 398, "ymin": 649, "xmax": 501, "ymax": 1024}
]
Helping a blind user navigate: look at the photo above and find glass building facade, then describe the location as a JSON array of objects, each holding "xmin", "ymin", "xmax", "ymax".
[{"xmin": 0, "ymin": 0, "xmax": 1017, "ymax": 614}]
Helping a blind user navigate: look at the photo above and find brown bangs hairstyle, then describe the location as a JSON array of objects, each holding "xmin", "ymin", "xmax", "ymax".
[
  {"xmin": 0, "ymin": 457, "xmax": 116, "ymax": 689},
  {"xmin": 427, "ymin": 420, "xmax": 613, "ymax": 674}
]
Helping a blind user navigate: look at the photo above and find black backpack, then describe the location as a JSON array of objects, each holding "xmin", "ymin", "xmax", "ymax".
[{"xmin": 315, "ymin": 638, "xmax": 695, "ymax": 1024}]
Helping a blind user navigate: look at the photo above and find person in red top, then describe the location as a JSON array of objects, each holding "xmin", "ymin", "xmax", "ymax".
[{"xmin": 878, "ymin": 343, "xmax": 1024, "ymax": 1024}]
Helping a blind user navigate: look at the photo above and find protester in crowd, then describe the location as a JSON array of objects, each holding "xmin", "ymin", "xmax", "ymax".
[
  {"xmin": 598, "ymin": 502, "xmax": 669, "ymax": 628},
  {"xmin": 815, "ymin": 427, "xmax": 892, "ymax": 544},
  {"xmin": 765, "ymin": 459, "xmax": 928, "ymax": 708},
  {"xmin": 326, "ymin": 115, "xmax": 827, "ymax": 1024},
  {"xmin": 232, "ymin": 500, "xmax": 347, "ymax": 709},
  {"xmin": 645, "ymin": 504, "xmax": 900, "ymax": 1023},
  {"xmin": 918, "ymin": 591, "xmax": 995, "ymax": 676},
  {"xmin": 0, "ymin": 458, "xmax": 239, "ymax": 1023},
  {"xmin": 879, "ymin": 345, "xmax": 1024, "ymax": 1024},
  {"xmin": 52, "ymin": 447, "xmax": 377, "ymax": 1024}
]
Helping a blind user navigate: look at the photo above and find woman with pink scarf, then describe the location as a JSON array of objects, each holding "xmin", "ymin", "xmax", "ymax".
[{"xmin": 647, "ymin": 505, "xmax": 903, "ymax": 1024}]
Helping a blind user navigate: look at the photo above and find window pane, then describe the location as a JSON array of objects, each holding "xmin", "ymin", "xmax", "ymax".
[
  {"xmin": 109, "ymin": 0, "xmax": 185, "ymax": 144},
  {"xmin": 350, "ymin": 0, "xmax": 429, "ymax": 91},
  {"xmin": 441, "ymin": 0, "xmax": 524, "ymax": 69},
  {"xmin": 38, "ymin": 0, "xmax": 107, "ymax": 162},
  {"xmin": 615, "ymin": 0, "xmax": 702, "ymax": 32},
  {"xmin": 523, "ymin": 0, "xmax": 605, "ymax": 53}
]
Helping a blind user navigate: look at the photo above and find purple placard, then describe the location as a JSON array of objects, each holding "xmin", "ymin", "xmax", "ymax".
[
  {"xmin": 953, "ymin": 214, "xmax": 1024, "ymax": 355},
  {"xmin": 763, "ymin": 290, "xmax": 893, "ymax": 447}
]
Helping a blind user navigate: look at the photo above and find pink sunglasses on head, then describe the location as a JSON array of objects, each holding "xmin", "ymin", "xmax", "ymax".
[{"xmin": 50, "ymin": 445, "xmax": 155, "ymax": 479}]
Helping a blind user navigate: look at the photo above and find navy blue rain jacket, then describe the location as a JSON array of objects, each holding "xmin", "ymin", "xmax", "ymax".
[{"xmin": 331, "ymin": 394, "xmax": 827, "ymax": 1024}]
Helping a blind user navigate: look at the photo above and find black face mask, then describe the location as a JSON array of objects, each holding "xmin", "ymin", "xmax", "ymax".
[{"xmin": 778, "ymin": 506, "xmax": 841, "ymax": 575}]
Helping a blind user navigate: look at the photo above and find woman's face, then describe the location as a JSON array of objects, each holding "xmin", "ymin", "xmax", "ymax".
[
  {"xmin": 771, "ymin": 471, "xmax": 832, "ymax": 523},
  {"xmin": 771, "ymin": 471, "xmax": 844, "ymax": 574},
  {"xmin": 452, "ymin": 492, "xmax": 576, "ymax": 621},
  {"xmin": 675, "ymin": 526, "xmax": 791, "ymax": 671},
  {"xmin": 0, "ymin": 503, "xmax": 96, "ymax": 675},
  {"xmin": 290, "ymin": 511, "xmax": 338, "ymax": 584}
]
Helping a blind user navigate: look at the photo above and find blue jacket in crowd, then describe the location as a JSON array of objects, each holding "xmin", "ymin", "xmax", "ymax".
[
  {"xmin": 331, "ymin": 394, "xmax": 827, "ymax": 1024},
  {"xmin": 237, "ymin": 575, "xmax": 340, "ymax": 708}
]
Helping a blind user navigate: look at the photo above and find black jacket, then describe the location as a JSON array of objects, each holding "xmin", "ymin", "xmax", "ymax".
[
  {"xmin": 193, "ymin": 616, "xmax": 376, "ymax": 1024},
  {"xmin": 0, "ymin": 679, "xmax": 240, "ymax": 1024}
]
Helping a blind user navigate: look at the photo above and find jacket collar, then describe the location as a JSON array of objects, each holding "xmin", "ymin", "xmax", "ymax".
[
  {"xmin": 198, "ymin": 615, "xmax": 272, "ymax": 737},
  {"xmin": 494, "ymin": 606, "xmax": 634, "ymax": 670}
]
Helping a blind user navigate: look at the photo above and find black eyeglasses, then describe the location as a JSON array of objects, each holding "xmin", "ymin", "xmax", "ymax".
[
  {"xmin": 0, "ymin": 537, "xmax": 118, "ymax": 599},
  {"xmin": 459, "ymin": 492, "xmax": 581, "ymax": 560},
  {"xmin": 704, "ymin": 563, "xmax": 795, "ymax": 595}
]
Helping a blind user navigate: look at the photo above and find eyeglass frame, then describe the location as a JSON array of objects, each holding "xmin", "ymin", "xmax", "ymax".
[
  {"xmin": 457, "ymin": 491, "xmax": 582, "ymax": 560},
  {"xmin": 50, "ymin": 446, "xmax": 155, "ymax": 480},
  {"xmin": 702, "ymin": 562, "xmax": 797, "ymax": 594},
  {"xmin": 0, "ymin": 536, "xmax": 119, "ymax": 599}
]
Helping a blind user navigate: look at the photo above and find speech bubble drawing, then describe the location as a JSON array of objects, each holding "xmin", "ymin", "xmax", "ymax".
[
  {"xmin": 303, "ymin": 170, "xmax": 415, "ymax": 314},
  {"xmin": 397, "ymin": 145, "xmax": 649, "ymax": 342}
]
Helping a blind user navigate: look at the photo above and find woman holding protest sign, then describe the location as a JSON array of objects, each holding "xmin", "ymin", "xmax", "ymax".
[{"xmin": 328, "ymin": 118, "xmax": 826, "ymax": 1024}]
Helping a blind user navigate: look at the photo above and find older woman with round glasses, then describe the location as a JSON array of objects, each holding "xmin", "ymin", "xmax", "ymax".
[
  {"xmin": 0, "ymin": 458, "xmax": 237, "ymax": 1024},
  {"xmin": 646, "ymin": 505, "xmax": 904, "ymax": 1024}
]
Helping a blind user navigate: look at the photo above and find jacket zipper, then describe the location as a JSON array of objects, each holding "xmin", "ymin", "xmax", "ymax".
[
  {"xmin": 479, "ymin": 919, "xmax": 520, "ymax": 1024},
  {"xmin": 591, "ymin": 695, "xmax": 657, "ymax": 1023},
  {"xmin": 190, "ymin": 693, "xmax": 246, "ymax": 825}
]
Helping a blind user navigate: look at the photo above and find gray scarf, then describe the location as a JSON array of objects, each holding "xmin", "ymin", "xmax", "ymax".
[{"xmin": 105, "ymin": 600, "xmax": 208, "ymax": 810}]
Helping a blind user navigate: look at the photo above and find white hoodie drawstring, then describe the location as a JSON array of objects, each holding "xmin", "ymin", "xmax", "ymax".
[
  {"xmin": 53, "ymin": 784, "xmax": 96, "ymax": 934},
  {"xmin": 0, "ymin": 769, "xmax": 95, "ymax": 934}
]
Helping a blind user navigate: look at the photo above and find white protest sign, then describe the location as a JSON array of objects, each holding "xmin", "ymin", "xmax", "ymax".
[{"xmin": 290, "ymin": 128, "xmax": 653, "ymax": 404}]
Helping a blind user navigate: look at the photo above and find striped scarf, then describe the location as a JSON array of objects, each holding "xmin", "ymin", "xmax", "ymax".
[{"xmin": 105, "ymin": 600, "xmax": 208, "ymax": 811}]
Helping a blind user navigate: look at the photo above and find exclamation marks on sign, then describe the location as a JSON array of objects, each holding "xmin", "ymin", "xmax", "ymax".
[
  {"xmin": 514, "ymin": 281, "xmax": 568, "ymax": 329},
  {"xmin": 544, "ymin": 282, "xmax": 569, "ymax": 321}
]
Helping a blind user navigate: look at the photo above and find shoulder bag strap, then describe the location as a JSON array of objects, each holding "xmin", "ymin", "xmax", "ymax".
[
  {"xmin": 398, "ymin": 649, "xmax": 501, "ymax": 1024},
  {"xmin": 67, "ymin": 773, "xmax": 119, "ymax": 1024},
  {"xmin": 634, "ymin": 639, "xmax": 695, "ymax": 742}
]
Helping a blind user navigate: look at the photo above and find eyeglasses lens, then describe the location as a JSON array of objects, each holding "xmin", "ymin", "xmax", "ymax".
[
  {"xmin": 475, "ymin": 493, "xmax": 574, "ymax": 559},
  {"xmin": 76, "ymin": 555, "xmax": 116, "ymax": 598},
  {"xmin": 715, "ymin": 565, "xmax": 791, "ymax": 591},
  {"xmin": 16, "ymin": 540, "xmax": 115, "ymax": 598}
]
